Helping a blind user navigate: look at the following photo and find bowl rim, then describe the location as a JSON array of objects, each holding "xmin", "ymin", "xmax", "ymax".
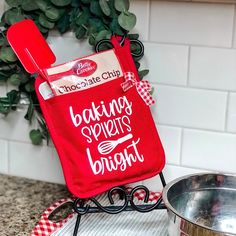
[{"xmin": 162, "ymin": 172, "xmax": 236, "ymax": 236}]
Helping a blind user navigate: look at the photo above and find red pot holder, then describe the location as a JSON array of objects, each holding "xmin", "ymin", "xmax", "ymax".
[{"xmin": 35, "ymin": 37, "xmax": 165, "ymax": 198}]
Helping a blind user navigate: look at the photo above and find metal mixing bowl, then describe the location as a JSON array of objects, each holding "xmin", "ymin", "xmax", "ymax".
[{"xmin": 162, "ymin": 173, "xmax": 236, "ymax": 236}]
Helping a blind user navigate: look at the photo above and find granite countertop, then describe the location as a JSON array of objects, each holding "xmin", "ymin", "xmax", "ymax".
[{"xmin": 0, "ymin": 174, "xmax": 71, "ymax": 236}]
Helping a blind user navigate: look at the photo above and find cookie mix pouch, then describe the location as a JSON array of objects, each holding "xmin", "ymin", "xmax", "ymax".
[{"xmin": 35, "ymin": 36, "xmax": 165, "ymax": 198}]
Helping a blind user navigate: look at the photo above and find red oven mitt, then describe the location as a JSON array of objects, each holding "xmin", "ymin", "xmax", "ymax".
[{"xmin": 35, "ymin": 37, "xmax": 165, "ymax": 198}]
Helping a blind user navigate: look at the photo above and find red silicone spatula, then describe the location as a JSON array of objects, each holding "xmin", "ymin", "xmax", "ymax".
[{"xmin": 7, "ymin": 19, "xmax": 56, "ymax": 75}]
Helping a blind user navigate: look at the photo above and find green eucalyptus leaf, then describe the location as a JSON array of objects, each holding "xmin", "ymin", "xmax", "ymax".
[
  {"xmin": 90, "ymin": 1, "xmax": 103, "ymax": 17},
  {"xmin": 24, "ymin": 98, "xmax": 34, "ymax": 122},
  {"xmin": 0, "ymin": 63, "xmax": 16, "ymax": 72},
  {"xmin": 76, "ymin": 12, "xmax": 89, "ymax": 26},
  {"xmin": 50, "ymin": 0, "xmax": 71, "ymax": 7},
  {"xmin": 96, "ymin": 41, "xmax": 112, "ymax": 52},
  {"xmin": 29, "ymin": 129, "xmax": 43, "ymax": 145},
  {"xmin": 69, "ymin": 8, "xmax": 80, "ymax": 29},
  {"xmin": 138, "ymin": 69, "xmax": 149, "ymax": 80},
  {"xmin": 0, "ymin": 73, "xmax": 8, "ymax": 81},
  {"xmin": 95, "ymin": 29, "xmax": 111, "ymax": 43},
  {"xmin": 114, "ymin": 0, "xmax": 129, "ymax": 12},
  {"xmin": 75, "ymin": 26, "xmax": 86, "ymax": 39},
  {"xmin": 71, "ymin": 0, "xmax": 80, "ymax": 7},
  {"xmin": 128, "ymin": 33, "xmax": 139, "ymax": 40},
  {"xmin": 0, "ymin": 97, "xmax": 10, "ymax": 104},
  {"xmin": 118, "ymin": 11, "xmax": 136, "ymax": 31},
  {"xmin": 134, "ymin": 61, "xmax": 140, "ymax": 70},
  {"xmin": 4, "ymin": 8, "xmax": 25, "ymax": 25},
  {"xmin": 99, "ymin": 0, "xmax": 111, "ymax": 16},
  {"xmin": 0, "ymin": 47, "xmax": 18, "ymax": 62},
  {"xmin": 9, "ymin": 74, "xmax": 21, "ymax": 86},
  {"xmin": 25, "ymin": 81, "xmax": 35, "ymax": 92},
  {"xmin": 45, "ymin": 6, "xmax": 60, "ymax": 21},
  {"xmin": 35, "ymin": 0, "xmax": 49, "ymax": 12},
  {"xmin": 80, "ymin": 0, "xmax": 90, "ymax": 4},
  {"xmin": 20, "ymin": 72, "xmax": 30, "ymax": 83},
  {"xmin": 35, "ymin": 20, "xmax": 49, "ymax": 34},
  {"xmin": 21, "ymin": 0, "xmax": 39, "ymax": 11},
  {"xmin": 56, "ymin": 14, "xmax": 70, "ymax": 34},
  {"xmin": 0, "ymin": 37, "xmax": 7, "ymax": 47},
  {"xmin": 37, "ymin": 118, "xmax": 49, "ymax": 142},
  {"xmin": 130, "ymin": 42, "xmax": 142, "ymax": 54},
  {"xmin": 37, "ymin": 118, "xmax": 46, "ymax": 133},
  {"xmin": 88, "ymin": 34, "xmax": 96, "ymax": 46},
  {"xmin": 0, "ymin": 90, "xmax": 20, "ymax": 114},
  {"xmin": 5, "ymin": 0, "xmax": 22, "ymax": 7},
  {"xmin": 109, "ymin": 18, "xmax": 124, "ymax": 35},
  {"xmin": 39, "ymin": 14, "xmax": 55, "ymax": 29},
  {"xmin": 88, "ymin": 18, "xmax": 105, "ymax": 32},
  {"xmin": 7, "ymin": 90, "xmax": 20, "ymax": 104},
  {"xmin": 107, "ymin": 0, "xmax": 117, "ymax": 18},
  {"xmin": 0, "ymin": 103, "xmax": 10, "ymax": 115}
]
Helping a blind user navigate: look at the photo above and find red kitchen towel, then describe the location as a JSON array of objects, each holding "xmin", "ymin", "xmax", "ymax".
[
  {"xmin": 31, "ymin": 189, "xmax": 162, "ymax": 236},
  {"xmin": 35, "ymin": 36, "xmax": 165, "ymax": 198},
  {"xmin": 31, "ymin": 197, "xmax": 74, "ymax": 236}
]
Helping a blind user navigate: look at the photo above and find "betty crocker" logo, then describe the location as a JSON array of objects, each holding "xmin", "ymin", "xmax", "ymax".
[{"xmin": 73, "ymin": 59, "xmax": 97, "ymax": 77}]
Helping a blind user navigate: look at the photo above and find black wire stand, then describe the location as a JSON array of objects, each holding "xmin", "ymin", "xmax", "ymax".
[{"xmin": 72, "ymin": 172, "xmax": 167, "ymax": 236}]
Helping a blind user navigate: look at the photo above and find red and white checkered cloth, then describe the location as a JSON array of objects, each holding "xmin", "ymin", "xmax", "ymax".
[
  {"xmin": 31, "ymin": 197, "xmax": 74, "ymax": 236},
  {"xmin": 31, "ymin": 188, "xmax": 161, "ymax": 236},
  {"xmin": 121, "ymin": 72, "xmax": 155, "ymax": 106}
]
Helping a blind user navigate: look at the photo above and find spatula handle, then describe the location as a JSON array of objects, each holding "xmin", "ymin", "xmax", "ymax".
[{"xmin": 25, "ymin": 48, "xmax": 47, "ymax": 79}]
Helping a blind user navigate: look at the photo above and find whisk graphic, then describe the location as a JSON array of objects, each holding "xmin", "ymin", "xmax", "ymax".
[{"xmin": 98, "ymin": 133, "xmax": 133, "ymax": 155}]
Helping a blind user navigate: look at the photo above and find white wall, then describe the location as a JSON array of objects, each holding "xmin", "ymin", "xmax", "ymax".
[{"xmin": 1, "ymin": 1, "xmax": 236, "ymax": 191}]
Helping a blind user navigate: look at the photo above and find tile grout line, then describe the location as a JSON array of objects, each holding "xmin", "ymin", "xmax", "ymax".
[
  {"xmin": 224, "ymin": 92, "xmax": 230, "ymax": 132},
  {"xmin": 166, "ymin": 162, "xmax": 235, "ymax": 174},
  {"xmin": 143, "ymin": 40, "xmax": 236, "ymax": 50},
  {"xmin": 7, "ymin": 140, "xmax": 10, "ymax": 174},
  {"xmin": 1, "ymin": 138, "xmax": 51, "ymax": 146},
  {"xmin": 186, "ymin": 46, "xmax": 191, "ymax": 86},
  {"xmin": 155, "ymin": 121, "xmax": 236, "ymax": 135},
  {"xmin": 230, "ymin": 4, "xmax": 236, "ymax": 48},
  {"xmin": 151, "ymin": 81, "xmax": 235, "ymax": 93},
  {"xmin": 147, "ymin": 0, "xmax": 151, "ymax": 41},
  {"xmin": 179, "ymin": 128, "xmax": 184, "ymax": 166}
]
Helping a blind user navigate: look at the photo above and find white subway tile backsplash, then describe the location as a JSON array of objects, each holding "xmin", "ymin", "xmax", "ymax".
[
  {"xmin": 0, "ymin": 139, "xmax": 8, "ymax": 174},
  {"xmin": 130, "ymin": 0, "xmax": 149, "ymax": 41},
  {"xmin": 47, "ymin": 36, "xmax": 93, "ymax": 65},
  {"xmin": 157, "ymin": 125, "xmax": 182, "ymax": 165},
  {"xmin": 189, "ymin": 47, "xmax": 236, "ymax": 91},
  {"xmin": 52, "ymin": 149, "xmax": 66, "ymax": 184},
  {"xmin": 182, "ymin": 129, "xmax": 236, "ymax": 173},
  {"xmin": 143, "ymin": 43, "xmax": 188, "ymax": 86},
  {"xmin": 1, "ymin": 1, "xmax": 236, "ymax": 183},
  {"xmin": 227, "ymin": 93, "xmax": 236, "ymax": 133},
  {"xmin": 232, "ymin": 8, "xmax": 236, "ymax": 48},
  {"xmin": 0, "ymin": 107, "xmax": 35, "ymax": 143},
  {"xmin": 152, "ymin": 85, "xmax": 227, "ymax": 131},
  {"xmin": 0, "ymin": 83, "xmax": 6, "ymax": 97},
  {"xmin": 9, "ymin": 141, "xmax": 65, "ymax": 184},
  {"xmin": 150, "ymin": 1, "xmax": 234, "ymax": 47},
  {"xmin": 143, "ymin": 164, "xmax": 208, "ymax": 192}
]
